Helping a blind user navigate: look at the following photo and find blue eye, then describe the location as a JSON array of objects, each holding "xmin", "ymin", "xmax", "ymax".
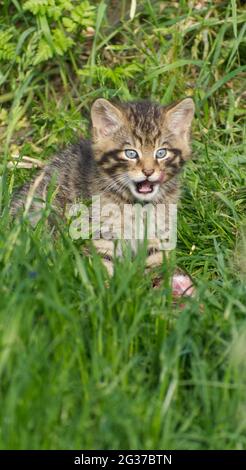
[
  {"xmin": 156, "ymin": 148, "xmax": 167, "ymax": 159},
  {"xmin": 125, "ymin": 149, "xmax": 138, "ymax": 159}
]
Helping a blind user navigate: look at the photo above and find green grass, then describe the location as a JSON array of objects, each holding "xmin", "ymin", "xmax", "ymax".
[{"xmin": 0, "ymin": 0, "xmax": 246, "ymax": 450}]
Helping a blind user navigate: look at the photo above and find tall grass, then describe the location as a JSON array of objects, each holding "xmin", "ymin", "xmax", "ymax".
[{"xmin": 0, "ymin": 0, "xmax": 246, "ymax": 449}]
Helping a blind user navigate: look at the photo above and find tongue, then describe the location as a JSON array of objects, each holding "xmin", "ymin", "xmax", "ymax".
[{"xmin": 138, "ymin": 181, "xmax": 153, "ymax": 193}]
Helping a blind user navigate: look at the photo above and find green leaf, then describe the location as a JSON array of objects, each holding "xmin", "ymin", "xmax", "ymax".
[
  {"xmin": 142, "ymin": 59, "xmax": 204, "ymax": 82},
  {"xmin": 203, "ymin": 65, "xmax": 246, "ymax": 100}
]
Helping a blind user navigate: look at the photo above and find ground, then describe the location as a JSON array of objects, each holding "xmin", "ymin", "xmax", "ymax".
[{"xmin": 0, "ymin": 0, "xmax": 246, "ymax": 449}]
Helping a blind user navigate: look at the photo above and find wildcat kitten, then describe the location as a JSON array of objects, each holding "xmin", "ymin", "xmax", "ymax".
[{"xmin": 11, "ymin": 97, "xmax": 195, "ymax": 286}]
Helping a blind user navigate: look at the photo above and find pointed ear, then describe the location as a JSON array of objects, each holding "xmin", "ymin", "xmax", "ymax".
[
  {"xmin": 91, "ymin": 98, "xmax": 123, "ymax": 138},
  {"xmin": 165, "ymin": 98, "xmax": 195, "ymax": 138}
]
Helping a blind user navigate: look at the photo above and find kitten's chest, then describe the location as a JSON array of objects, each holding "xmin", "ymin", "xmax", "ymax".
[{"xmin": 96, "ymin": 194, "xmax": 176, "ymax": 254}]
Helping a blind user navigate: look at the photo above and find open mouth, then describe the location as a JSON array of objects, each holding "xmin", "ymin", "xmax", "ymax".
[{"xmin": 135, "ymin": 180, "xmax": 156, "ymax": 194}]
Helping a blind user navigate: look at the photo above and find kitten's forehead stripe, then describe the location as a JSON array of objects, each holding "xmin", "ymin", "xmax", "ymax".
[
  {"xmin": 132, "ymin": 130, "xmax": 143, "ymax": 146},
  {"xmin": 124, "ymin": 101, "xmax": 163, "ymax": 146}
]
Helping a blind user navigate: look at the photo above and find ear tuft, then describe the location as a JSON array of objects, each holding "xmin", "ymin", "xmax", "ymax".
[
  {"xmin": 165, "ymin": 98, "xmax": 195, "ymax": 138},
  {"xmin": 91, "ymin": 98, "xmax": 123, "ymax": 138}
]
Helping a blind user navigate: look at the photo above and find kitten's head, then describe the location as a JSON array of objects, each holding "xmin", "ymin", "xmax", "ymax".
[{"xmin": 91, "ymin": 98, "xmax": 194, "ymax": 202}]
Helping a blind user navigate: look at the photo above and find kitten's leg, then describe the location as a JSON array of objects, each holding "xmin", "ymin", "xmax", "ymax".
[
  {"xmin": 93, "ymin": 239, "xmax": 115, "ymax": 276},
  {"xmin": 145, "ymin": 250, "xmax": 163, "ymax": 269},
  {"xmin": 102, "ymin": 258, "xmax": 114, "ymax": 276}
]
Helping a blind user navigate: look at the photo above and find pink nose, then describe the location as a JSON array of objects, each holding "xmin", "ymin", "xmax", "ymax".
[{"xmin": 142, "ymin": 168, "xmax": 154, "ymax": 177}]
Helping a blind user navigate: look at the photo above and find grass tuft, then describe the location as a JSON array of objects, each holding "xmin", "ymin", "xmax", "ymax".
[{"xmin": 0, "ymin": 0, "xmax": 246, "ymax": 450}]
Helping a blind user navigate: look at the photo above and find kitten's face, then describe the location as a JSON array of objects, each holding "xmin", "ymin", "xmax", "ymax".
[{"xmin": 91, "ymin": 98, "xmax": 194, "ymax": 202}]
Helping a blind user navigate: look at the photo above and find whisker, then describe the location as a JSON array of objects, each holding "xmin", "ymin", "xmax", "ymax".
[{"xmin": 102, "ymin": 173, "xmax": 130, "ymax": 195}]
